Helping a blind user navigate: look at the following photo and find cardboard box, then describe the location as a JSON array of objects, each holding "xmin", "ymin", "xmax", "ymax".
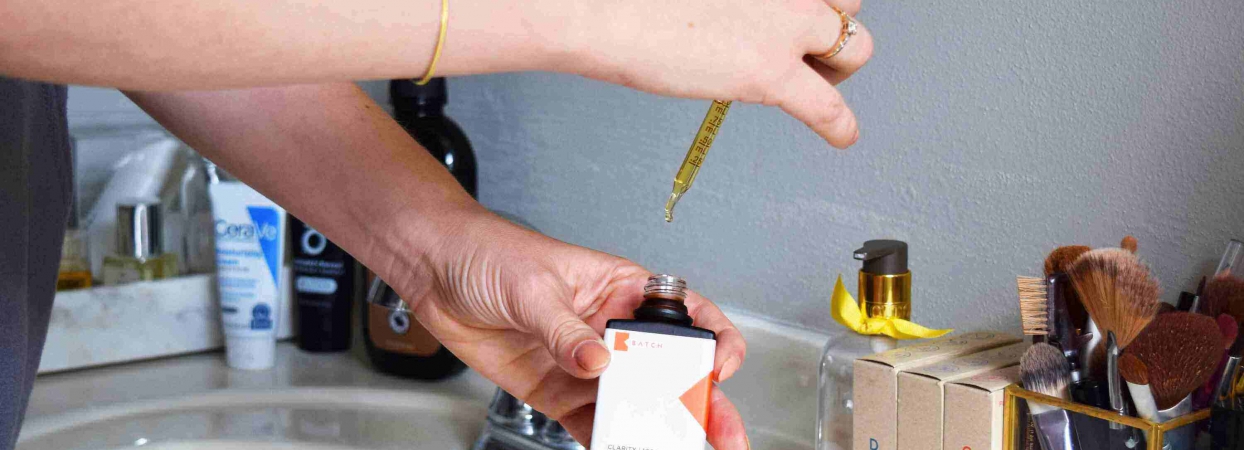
[
  {"xmin": 943, "ymin": 366, "xmax": 1021, "ymax": 450},
  {"xmin": 853, "ymin": 332, "xmax": 1021, "ymax": 450},
  {"xmin": 897, "ymin": 342, "xmax": 1029, "ymax": 450}
]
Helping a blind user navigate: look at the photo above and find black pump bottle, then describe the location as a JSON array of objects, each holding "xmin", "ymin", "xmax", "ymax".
[{"xmin": 390, "ymin": 77, "xmax": 477, "ymax": 197}]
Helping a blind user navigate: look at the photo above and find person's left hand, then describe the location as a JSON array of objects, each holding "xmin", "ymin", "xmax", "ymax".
[{"xmin": 386, "ymin": 208, "xmax": 749, "ymax": 448}]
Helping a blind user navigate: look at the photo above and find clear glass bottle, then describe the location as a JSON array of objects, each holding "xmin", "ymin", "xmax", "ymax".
[
  {"xmin": 57, "ymin": 228, "xmax": 94, "ymax": 290},
  {"xmin": 816, "ymin": 240, "xmax": 910, "ymax": 450},
  {"xmin": 102, "ymin": 199, "xmax": 178, "ymax": 285},
  {"xmin": 57, "ymin": 144, "xmax": 93, "ymax": 291}
]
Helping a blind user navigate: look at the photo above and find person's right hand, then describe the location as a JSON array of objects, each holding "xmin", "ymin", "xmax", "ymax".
[
  {"xmin": 386, "ymin": 207, "xmax": 750, "ymax": 449},
  {"xmin": 557, "ymin": 0, "xmax": 873, "ymax": 148}
]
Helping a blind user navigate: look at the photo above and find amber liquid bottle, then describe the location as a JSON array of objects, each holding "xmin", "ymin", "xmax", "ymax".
[
  {"xmin": 591, "ymin": 275, "xmax": 718, "ymax": 450},
  {"xmin": 362, "ymin": 276, "xmax": 466, "ymax": 380},
  {"xmin": 360, "ymin": 78, "xmax": 475, "ymax": 380}
]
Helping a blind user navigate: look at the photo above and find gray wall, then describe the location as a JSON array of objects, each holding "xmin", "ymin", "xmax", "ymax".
[
  {"xmin": 442, "ymin": 0, "xmax": 1244, "ymax": 333},
  {"xmin": 64, "ymin": 0, "xmax": 1244, "ymax": 334}
]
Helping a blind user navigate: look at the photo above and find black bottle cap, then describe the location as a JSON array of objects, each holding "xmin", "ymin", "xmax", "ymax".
[
  {"xmin": 390, "ymin": 78, "xmax": 447, "ymax": 108},
  {"xmin": 854, "ymin": 240, "xmax": 908, "ymax": 275}
]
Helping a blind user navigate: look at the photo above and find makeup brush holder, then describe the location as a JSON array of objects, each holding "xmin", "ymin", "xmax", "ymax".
[
  {"xmin": 1210, "ymin": 406, "xmax": 1244, "ymax": 450},
  {"xmin": 1003, "ymin": 385, "xmax": 1211, "ymax": 450}
]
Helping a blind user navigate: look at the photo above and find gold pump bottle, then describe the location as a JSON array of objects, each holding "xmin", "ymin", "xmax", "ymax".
[
  {"xmin": 855, "ymin": 240, "xmax": 912, "ymax": 322},
  {"xmin": 816, "ymin": 240, "xmax": 912, "ymax": 450}
]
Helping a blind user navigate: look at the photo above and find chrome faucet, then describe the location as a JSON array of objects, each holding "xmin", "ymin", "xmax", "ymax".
[{"xmin": 473, "ymin": 388, "xmax": 584, "ymax": 450}]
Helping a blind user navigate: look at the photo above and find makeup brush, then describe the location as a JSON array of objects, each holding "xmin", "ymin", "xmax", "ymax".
[
  {"xmin": 1021, "ymin": 343, "xmax": 1082, "ymax": 450},
  {"xmin": 1120, "ymin": 236, "xmax": 1138, "ymax": 254},
  {"xmin": 1220, "ymin": 314, "xmax": 1241, "ymax": 351},
  {"xmin": 1019, "ymin": 275, "xmax": 1098, "ymax": 406},
  {"xmin": 1105, "ymin": 332, "xmax": 1144, "ymax": 450},
  {"xmin": 1126, "ymin": 312, "xmax": 1225, "ymax": 410},
  {"xmin": 1067, "ymin": 248, "xmax": 1161, "ymax": 379},
  {"xmin": 1193, "ymin": 276, "xmax": 1208, "ymax": 312},
  {"xmin": 1119, "ymin": 353, "xmax": 1157, "ymax": 421},
  {"xmin": 1196, "ymin": 315, "xmax": 1241, "ymax": 409},
  {"xmin": 1045, "ymin": 246, "xmax": 1092, "ymax": 277},
  {"xmin": 1203, "ymin": 273, "xmax": 1244, "ymax": 323},
  {"xmin": 1018, "ymin": 276, "xmax": 1051, "ymax": 338},
  {"xmin": 1045, "ymin": 245, "xmax": 1092, "ymax": 332}
]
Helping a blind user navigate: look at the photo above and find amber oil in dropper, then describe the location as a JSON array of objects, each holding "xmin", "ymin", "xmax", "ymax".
[{"xmin": 664, "ymin": 100, "xmax": 732, "ymax": 222}]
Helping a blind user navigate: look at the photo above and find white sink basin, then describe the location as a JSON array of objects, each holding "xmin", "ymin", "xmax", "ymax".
[
  {"xmin": 21, "ymin": 311, "xmax": 824, "ymax": 450},
  {"xmin": 18, "ymin": 387, "xmax": 486, "ymax": 450}
]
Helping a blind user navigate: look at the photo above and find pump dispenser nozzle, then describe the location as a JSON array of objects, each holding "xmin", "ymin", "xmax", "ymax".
[{"xmin": 854, "ymin": 240, "xmax": 912, "ymax": 321}]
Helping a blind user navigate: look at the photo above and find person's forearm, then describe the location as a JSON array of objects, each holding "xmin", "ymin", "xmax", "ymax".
[
  {"xmin": 124, "ymin": 83, "xmax": 482, "ymax": 295},
  {"xmin": 4, "ymin": 0, "xmax": 584, "ymax": 89}
]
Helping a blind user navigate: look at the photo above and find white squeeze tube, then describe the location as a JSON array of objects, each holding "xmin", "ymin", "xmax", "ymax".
[{"xmin": 208, "ymin": 181, "xmax": 287, "ymax": 370}]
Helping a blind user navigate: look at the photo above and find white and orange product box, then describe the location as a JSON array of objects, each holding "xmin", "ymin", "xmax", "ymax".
[
  {"xmin": 853, "ymin": 331, "xmax": 1023, "ymax": 450},
  {"xmin": 897, "ymin": 342, "xmax": 1029, "ymax": 450},
  {"xmin": 590, "ymin": 328, "xmax": 716, "ymax": 450},
  {"xmin": 943, "ymin": 366, "xmax": 1022, "ymax": 450}
]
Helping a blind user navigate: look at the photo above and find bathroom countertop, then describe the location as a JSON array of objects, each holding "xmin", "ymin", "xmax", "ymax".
[
  {"xmin": 23, "ymin": 342, "xmax": 498, "ymax": 420},
  {"xmin": 24, "ymin": 309, "xmax": 826, "ymax": 449}
]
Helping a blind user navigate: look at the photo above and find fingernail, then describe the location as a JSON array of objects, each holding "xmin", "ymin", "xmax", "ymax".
[
  {"xmin": 746, "ymin": 435, "xmax": 752, "ymax": 450},
  {"xmin": 716, "ymin": 356, "xmax": 741, "ymax": 382},
  {"xmin": 573, "ymin": 340, "xmax": 611, "ymax": 372}
]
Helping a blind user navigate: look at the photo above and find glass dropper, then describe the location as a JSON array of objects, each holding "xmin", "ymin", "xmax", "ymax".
[{"xmin": 664, "ymin": 100, "xmax": 732, "ymax": 222}]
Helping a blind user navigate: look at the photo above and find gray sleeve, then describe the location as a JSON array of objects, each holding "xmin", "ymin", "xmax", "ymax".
[{"xmin": 0, "ymin": 77, "xmax": 73, "ymax": 450}]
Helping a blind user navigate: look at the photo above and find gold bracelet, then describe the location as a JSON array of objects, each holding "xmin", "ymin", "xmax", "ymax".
[{"xmin": 415, "ymin": 0, "xmax": 449, "ymax": 85}]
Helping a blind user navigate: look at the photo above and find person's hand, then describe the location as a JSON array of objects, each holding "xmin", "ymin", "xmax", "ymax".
[
  {"xmin": 558, "ymin": 0, "xmax": 873, "ymax": 148},
  {"xmin": 388, "ymin": 209, "xmax": 749, "ymax": 449}
]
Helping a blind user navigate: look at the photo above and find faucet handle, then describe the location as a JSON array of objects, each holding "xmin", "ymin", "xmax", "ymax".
[
  {"xmin": 487, "ymin": 389, "xmax": 543, "ymax": 436},
  {"xmin": 539, "ymin": 420, "xmax": 585, "ymax": 450}
]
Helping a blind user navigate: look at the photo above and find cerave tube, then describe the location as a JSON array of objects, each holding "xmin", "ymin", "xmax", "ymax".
[{"xmin": 209, "ymin": 181, "xmax": 287, "ymax": 370}]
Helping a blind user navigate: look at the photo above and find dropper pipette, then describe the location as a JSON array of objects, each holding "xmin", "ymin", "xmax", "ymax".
[{"xmin": 664, "ymin": 100, "xmax": 732, "ymax": 222}]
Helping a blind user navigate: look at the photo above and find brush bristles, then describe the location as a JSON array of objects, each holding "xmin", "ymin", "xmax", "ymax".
[
  {"xmin": 1218, "ymin": 314, "xmax": 1240, "ymax": 351},
  {"xmin": 1068, "ymin": 248, "xmax": 1161, "ymax": 349},
  {"xmin": 1127, "ymin": 312, "xmax": 1224, "ymax": 410},
  {"xmin": 1121, "ymin": 236, "xmax": 1138, "ymax": 254},
  {"xmin": 1044, "ymin": 245, "xmax": 1091, "ymax": 277},
  {"xmin": 1118, "ymin": 352, "xmax": 1148, "ymax": 385},
  {"xmin": 1017, "ymin": 276, "xmax": 1049, "ymax": 336},
  {"xmin": 1021, "ymin": 343, "xmax": 1072, "ymax": 403},
  {"xmin": 1203, "ymin": 274, "xmax": 1244, "ymax": 324}
]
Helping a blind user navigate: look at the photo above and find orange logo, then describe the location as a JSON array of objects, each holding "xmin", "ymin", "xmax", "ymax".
[{"xmin": 613, "ymin": 332, "xmax": 630, "ymax": 351}]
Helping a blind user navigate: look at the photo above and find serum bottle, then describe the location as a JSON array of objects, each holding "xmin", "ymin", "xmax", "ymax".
[
  {"xmin": 816, "ymin": 240, "xmax": 911, "ymax": 450},
  {"xmin": 591, "ymin": 274, "xmax": 717, "ymax": 450},
  {"xmin": 101, "ymin": 199, "xmax": 179, "ymax": 285}
]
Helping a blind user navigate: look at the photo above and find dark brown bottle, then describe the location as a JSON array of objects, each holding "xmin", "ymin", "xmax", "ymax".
[
  {"xmin": 605, "ymin": 274, "xmax": 716, "ymax": 341},
  {"xmin": 391, "ymin": 77, "xmax": 477, "ymax": 198},
  {"xmin": 362, "ymin": 275, "xmax": 466, "ymax": 380},
  {"xmin": 359, "ymin": 78, "xmax": 476, "ymax": 380}
]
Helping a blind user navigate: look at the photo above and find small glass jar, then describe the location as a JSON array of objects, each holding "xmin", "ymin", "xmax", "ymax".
[
  {"xmin": 57, "ymin": 228, "xmax": 94, "ymax": 290},
  {"xmin": 101, "ymin": 199, "xmax": 178, "ymax": 285}
]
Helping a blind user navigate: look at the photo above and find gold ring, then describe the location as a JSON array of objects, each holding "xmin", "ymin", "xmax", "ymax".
[{"xmin": 819, "ymin": 6, "xmax": 858, "ymax": 60}]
